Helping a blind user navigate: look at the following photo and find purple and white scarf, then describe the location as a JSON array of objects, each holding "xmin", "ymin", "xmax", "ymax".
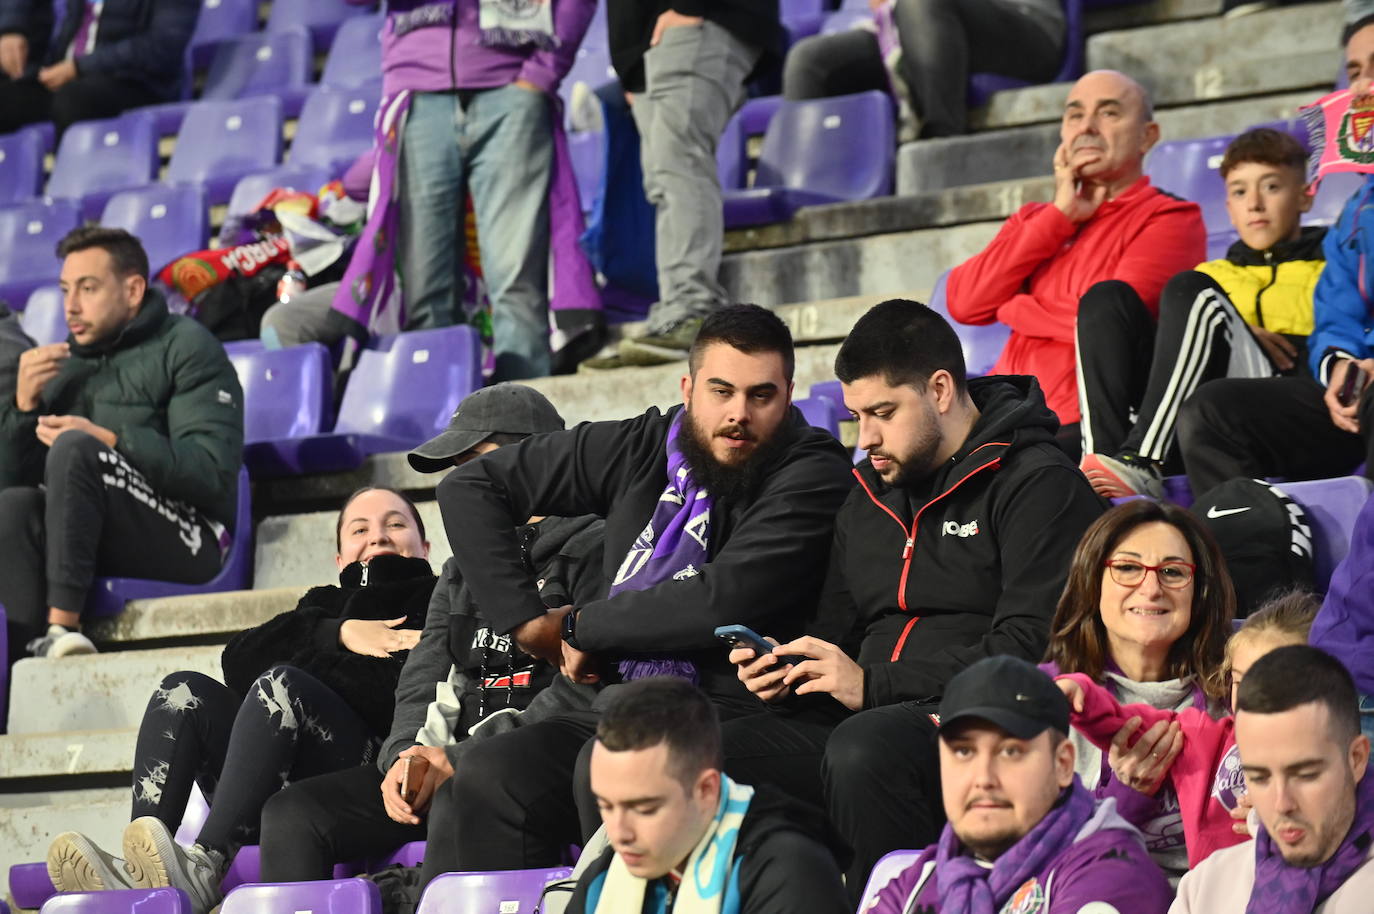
[
  {"xmin": 608, "ymin": 413, "xmax": 711, "ymax": 683},
  {"xmin": 936, "ymin": 778, "xmax": 1096, "ymax": 914},
  {"xmin": 1247, "ymin": 771, "xmax": 1374, "ymax": 914}
]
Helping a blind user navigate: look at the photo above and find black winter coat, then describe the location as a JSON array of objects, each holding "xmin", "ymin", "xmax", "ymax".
[{"xmin": 221, "ymin": 554, "xmax": 436, "ymax": 738}]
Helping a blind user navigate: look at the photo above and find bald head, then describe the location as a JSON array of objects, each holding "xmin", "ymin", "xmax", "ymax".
[{"xmin": 1059, "ymin": 69, "xmax": 1159, "ymax": 196}]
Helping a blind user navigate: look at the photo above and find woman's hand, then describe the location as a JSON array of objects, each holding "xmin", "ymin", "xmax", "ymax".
[
  {"xmin": 1108, "ymin": 716, "xmax": 1183, "ymax": 795},
  {"xmin": 1230, "ymin": 791, "xmax": 1254, "ymax": 836},
  {"xmin": 339, "ymin": 617, "xmax": 420, "ymax": 658},
  {"xmin": 1055, "ymin": 677, "xmax": 1085, "ymax": 712}
]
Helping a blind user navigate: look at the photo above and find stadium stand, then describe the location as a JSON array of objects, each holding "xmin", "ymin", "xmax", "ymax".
[
  {"xmin": 99, "ymin": 184, "xmax": 210, "ymax": 275},
  {"xmin": 6, "ymin": 0, "xmax": 1374, "ymax": 908},
  {"xmin": 45, "ymin": 113, "xmax": 160, "ymax": 223},
  {"xmin": 18, "ymin": 286, "xmax": 65, "ymax": 346}
]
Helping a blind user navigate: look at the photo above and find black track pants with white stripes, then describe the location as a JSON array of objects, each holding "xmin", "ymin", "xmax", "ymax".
[
  {"xmin": 1076, "ymin": 273, "xmax": 1295, "ymax": 461},
  {"xmin": 0, "ymin": 432, "xmax": 225, "ymax": 663}
]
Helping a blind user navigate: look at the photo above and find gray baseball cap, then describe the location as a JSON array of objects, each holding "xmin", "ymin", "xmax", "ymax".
[{"xmin": 407, "ymin": 383, "xmax": 564, "ymax": 473}]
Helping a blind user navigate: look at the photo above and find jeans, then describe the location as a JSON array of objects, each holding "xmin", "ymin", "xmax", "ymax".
[
  {"xmin": 631, "ymin": 21, "xmax": 759, "ymax": 333},
  {"xmin": 398, "ymin": 86, "xmax": 553, "ymax": 380}
]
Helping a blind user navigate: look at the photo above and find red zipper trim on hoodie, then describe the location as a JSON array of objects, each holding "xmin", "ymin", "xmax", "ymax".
[{"xmin": 852, "ymin": 442, "xmax": 1010, "ymax": 661}]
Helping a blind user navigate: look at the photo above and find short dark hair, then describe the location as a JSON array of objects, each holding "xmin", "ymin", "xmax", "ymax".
[
  {"xmin": 687, "ymin": 304, "xmax": 795, "ymax": 382},
  {"xmin": 1237, "ymin": 645, "xmax": 1362, "ymax": 744},
  {"xmin": 596, "ymin": 677, "xmax": 722, "ymax": 785},
  {"xmin": 56, "ymin": 226, "xmax": 150, "ymax": 282},
  {"xmin": 334, "ymin": 486, "xmax": 428, "ymax": 553},
  {"xmin": 1342, "ymin": 13, "xmax": 1374, "ymax": 46},
  {"xmin": 1218, "ymin": 127, "xmax": 1309, "ymax": 180},
  {"xmin": 834, "ymin": 298, "xmax": 968, "ymax": 395}
]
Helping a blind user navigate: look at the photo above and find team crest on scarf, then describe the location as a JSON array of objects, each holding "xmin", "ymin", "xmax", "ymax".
[
  {"xmin": 1339, "ymin": 95, "xmax": 1374, "ymax": 163},
  {"xmin": 1001, "ymin": 878, "xmax": 1044, "ymax": 914}
]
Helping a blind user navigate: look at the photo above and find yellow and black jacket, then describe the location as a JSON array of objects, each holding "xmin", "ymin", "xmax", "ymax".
[{"xmin": 1193, "ymin": 226, "xmax": 1326, "ymax": 337}]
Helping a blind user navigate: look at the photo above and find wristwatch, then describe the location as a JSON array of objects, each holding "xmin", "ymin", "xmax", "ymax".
[{"xmin": 561, "ymin": 608, "xmax": 582, "ymax": 650}]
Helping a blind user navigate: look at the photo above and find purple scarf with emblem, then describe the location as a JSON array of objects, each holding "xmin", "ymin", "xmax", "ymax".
[
  {"xmin": 607, "ymin": 413, "xmax": 711, "ymax": 683},
  {"xmin": 1247, "ymin": 770, "xmax": 1374, "ymax": 914},
  {"xmin": 936, "ymin": 778, "xmax": 1096, "ymax": 914}
]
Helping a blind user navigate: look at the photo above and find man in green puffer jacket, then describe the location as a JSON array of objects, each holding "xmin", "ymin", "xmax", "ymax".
[{"xmin": 0, "ymin": 226, "xmax": 243, "ymax": 664}]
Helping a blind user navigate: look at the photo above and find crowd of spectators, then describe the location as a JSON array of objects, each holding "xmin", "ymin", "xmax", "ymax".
[{"xmin": 7, "ymin": 1, "xmax": 1374, "ymax": 913}]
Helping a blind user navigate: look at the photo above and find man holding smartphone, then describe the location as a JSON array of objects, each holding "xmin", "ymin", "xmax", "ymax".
[{"xmin": 1169, "ymin": 18, "xmax": 1374, "ymax": 492}]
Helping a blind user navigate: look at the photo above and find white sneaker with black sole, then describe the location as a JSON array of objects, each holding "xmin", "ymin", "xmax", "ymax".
[
  {"xmin": 123, "ymin": 817, "xmax": 226, "ymax": 914},
  {"xmin": 26, "ymin": 625, "xmax": 97, "ymax": 658},
  {"xmin": 48, "ymin": 831, "xmax": 138, "ymax": 892}
]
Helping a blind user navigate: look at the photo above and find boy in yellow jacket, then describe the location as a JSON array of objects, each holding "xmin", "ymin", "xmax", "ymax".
[{"xmin": 1076, "ymin": 127, "xmax": 1324, "ymax": 497}]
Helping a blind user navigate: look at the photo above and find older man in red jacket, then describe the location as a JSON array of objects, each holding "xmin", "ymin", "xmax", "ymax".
[{"xmin": 947, "ymin": 70, "xmax": 1205, "ymax": 456}]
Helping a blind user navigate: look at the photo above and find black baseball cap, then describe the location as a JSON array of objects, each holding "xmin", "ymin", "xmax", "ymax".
[
  {"xmin": 407, "ymin": 383, "xmax": 564, "ymax": 473},
  {"xmin": 938, "ymin": 656, "xmax": 1070, "ymax": 740}
]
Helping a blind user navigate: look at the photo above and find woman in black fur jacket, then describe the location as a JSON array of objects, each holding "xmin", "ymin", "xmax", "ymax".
[{"xmin": 46, "ymin": 486, "xmax": 437, "ymax": 907}]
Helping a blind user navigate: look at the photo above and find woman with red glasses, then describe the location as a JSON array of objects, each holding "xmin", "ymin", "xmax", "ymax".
[{"xmin": 1042, "ymin": 499, "xmax": 1235, "ymax": 881}]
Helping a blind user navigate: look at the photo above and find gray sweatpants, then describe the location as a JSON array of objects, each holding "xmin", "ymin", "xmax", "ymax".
[{"xmin": 631, "ymin": 20, "xmax": 759, "ymax": 333}]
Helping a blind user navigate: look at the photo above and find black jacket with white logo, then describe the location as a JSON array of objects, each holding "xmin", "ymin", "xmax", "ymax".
[{"xmin": 814, "ymin": 376, "xmax": 1104, "ymax": 709}]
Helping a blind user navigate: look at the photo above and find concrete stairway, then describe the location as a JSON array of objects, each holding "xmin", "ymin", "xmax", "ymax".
[{"xmin": 0, "ymin": 0, "xmax": 1355, "ymax": 900}]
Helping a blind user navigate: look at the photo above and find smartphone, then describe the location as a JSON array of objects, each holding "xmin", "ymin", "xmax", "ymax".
[
  {"xmin": 400, "ymin": 755, "xmax": 429, "ymax": 805},
  {"xmin": 1338, "ymin": 363, "xmax": 1369, "ymax": 407},
  {"xmin": 713, "ymin": 625, "xmax": 804, "ymax": 666}
]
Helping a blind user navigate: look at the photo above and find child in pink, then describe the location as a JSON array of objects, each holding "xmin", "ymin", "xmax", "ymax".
[{"xmin": 1055, "ymin": 592, "xmax": 1318, "ymax": 868}]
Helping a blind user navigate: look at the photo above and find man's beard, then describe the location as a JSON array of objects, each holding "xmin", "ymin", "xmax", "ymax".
[
  {"xmin": 871, "ymin": 401, "xmax": 943, "ymax": 489},
  {"xmin": 678, "ymin": 407, "xmax": 784, "ymax": 503}
]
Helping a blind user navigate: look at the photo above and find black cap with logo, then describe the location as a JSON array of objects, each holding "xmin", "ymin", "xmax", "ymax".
[
  {"xmin": 938, "ymin": 655, "xmax": 1070, "ymax": 740},
  {"xmin": 407, "ymin": 383, "xmax": 564, "ymax": 473}
]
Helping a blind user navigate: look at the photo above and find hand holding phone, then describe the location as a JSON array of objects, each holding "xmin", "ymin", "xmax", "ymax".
[
  {"xmin": 400, "ymin": 755, "xmax": 430, "ymax": 805},
  {"xmin": 1338, "ymin": 360, "xmax": 1369, "ymax": 407},
  {"xmin": 714, "ymin": 624, "xmax": 804, "ymax": 666}
]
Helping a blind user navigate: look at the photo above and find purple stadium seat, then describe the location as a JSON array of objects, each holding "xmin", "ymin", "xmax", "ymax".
[
  {"xmin": 226, "ymin": 165, "xmax": 334, "ymax": 221},
  {"xmin": 20, "ymin": 285, "xmax": 66, "ymax": 343},
  {"xmin": 810, "ymin": 378, "xmax": 843, "ymax": 405},
  {"xmin": 166, "ymin": 97, "xmax": 284, "ymax": 205},
  {"xmin": 0, "ymin": 200, "xmax": 80, "ymax": 311},
  {"xmin": 1307, "ymin": 170, "xmax": 1367, "ymax": 227},
  {"xmin": 370, "ymin": 841, "xmax": 426, "ymax": 870},
  {"xmin": 216, "ymin": 847, "xmax": 354, "ymax": 895},
  {"xmin": 1162, "ymin": 474, "xmax": 1194, "ymax": 508},
  {"xmin": 274, "ymin": 326, "xmax": 483, "ymax": 474},
  {"xmin": 321, "ymin": 13, "xmax": 384, "ymax": 89},
  {"xmin": 781, "ymin": 0, "xmax": 828, "ymax": 42},
  {"xmin": 290, "ymin": 85, "xmax": 381, "ymax": 173},
  {"xmin": 39, "ymin": 888, "xmax": 191, "ymax": 914},
  {"xmin": 85, "ymin": 466, "xmax": 254, "ymax": 617},
  {"xmin": 9, "ymin": 863, "xmax": 56, "ymax": 910},
  {"xmin": 928, "ymin": 269, "xmax": 1010, "ymax": 378},
  {"xmin": 200, "ymin": 28, "xmax": 313, "ymax": 117},
  {"xmin": 266, "ymin": 0, "xmax": 374, "ymax": 53},
  {"xmin": 717, "ymin": 96, "xmax": 783, "ymax": 191},
  {"xmin": 723, "ymin": 91, "xmax": 894, "ymax": 227},
  {"xmin": 100, "ymin": 185, "xmax": 209, "ymax": 275},
  {"xmin": 1206, "ymin": 230, "xmax": 1239, "ymax": 261},
  {"xmin": 220, "ymin": 878, "xmax": 380, "ymax": 914},
  {"xmin": 188, "ymin": 0, "xmax": 259, "ymax": 71},
  {"xmin": 821, "ymin": 8, "xmax": 875, "ymax": 33},
  {"xmin": 229, "ymin": 343, "xmax": 335, "ymax": 477},
  {"xmin": 0, "ymin": 126, "xmax": 46, "ymax": 204},
  {"xmin": 968, "ymin": 0, "xmax": 1082, "ymax": 108},
  {"xmin": 1278, "ymin": 476, "xmax": 1374, "ymax": 589},
  {"xmin": 416, "ymin": 868, "xmax": 573, "ymax": 914},
  {"xmin": 796, "ymin": 395, "xmax": 841, "ymax": 439},
  {"xmin": 46, "ymin": 112, "xmax": 159, "ymax": 222},
  {"xmin": 1144, "ymin": 134, "xmax": 1235, "ymax": 235},
  {"xmin": 857, "ymin": 849, "xmax": 921, "ymax": 912},
  {"xmin": 223, "ymin": 338, "xmax": 266, "ymax": 357}
]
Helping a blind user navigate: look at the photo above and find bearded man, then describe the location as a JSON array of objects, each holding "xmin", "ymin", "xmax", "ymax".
[
  {"xmin": 426, "ymin": 303, "xmax": 853, "ymax": 874},
  {"xmin": 729, "ymin": 298, "xmax": 1104, "ymax": 905}
]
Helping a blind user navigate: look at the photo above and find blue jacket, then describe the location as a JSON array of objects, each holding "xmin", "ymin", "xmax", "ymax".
[
  {"xmin": 0, "ymin": 0, "xmax": 199, "ymax": 102},
  {"xmin": 1311, "ymin": 174, "xmax": 1374, "ymax": 381},
  {"xmin": 1309, "ymin": 494, "xmax": 1374, "ymax": 696}
]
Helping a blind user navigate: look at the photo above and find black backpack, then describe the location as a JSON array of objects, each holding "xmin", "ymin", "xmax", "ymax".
[{"xmin": 1190, "ymin": 478, "xmax": 1315, "ymax": 617}]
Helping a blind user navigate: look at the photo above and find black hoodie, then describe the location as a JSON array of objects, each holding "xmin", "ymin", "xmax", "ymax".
[{"xmin": 813, "ymin": 376, "xmax": 1105, "ymax": 709}]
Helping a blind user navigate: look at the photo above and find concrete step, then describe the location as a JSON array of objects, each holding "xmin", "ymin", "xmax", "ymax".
[
  {"xmin": 899, "ymin": 89, "xmax": 1316, "ymax": 195},
  {"xmin": 85, "ymin": 588, "xmax": 299, "ymax": 645},
  {"xmin": 7, "ymin": 647, "xmax": 222, "ymax": 736},
  {"xmin": 253, "ymin": 498, "xmax": 450, "ymax": 591},
  {"xmin": 0, "ymin": 788, "xmax": 127, "ymax": 888},
  {"xmin": 1084, "ymin": 0, "xmax": 1221, "ymax": 33},
  {"xmin": 0, "ymin": 729, "xmax": 136, "ymax": 781},
  {"xmin": 973, "ymin": 2, "xmax": 1340, "ymax": 130}
]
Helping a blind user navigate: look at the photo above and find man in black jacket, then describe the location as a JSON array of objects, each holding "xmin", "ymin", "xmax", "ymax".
[
  {"xmin": 434, "ymin": 304, "xmax": 853, "ymax": 874},
  {"xmin": 567, "ymin": 677, "xmax": 849, "ymax": 914},
  {"xmin": 257, "ymin": 384, "xmax": 605, "ymax": 883},
  {"xmin": 0, "ymin": 0, "xmax": 199, "ymax": 134},
  {"xmin": 731, "ymin": 299, "xmax": 1104, "ymax": 903},
  {"xmin": 591, "ymin": 2, "xmax": 785, "ymax": 368},
  {"xmin": 0, "ymin": 227, "xmax": 242, "ymax": 664}
]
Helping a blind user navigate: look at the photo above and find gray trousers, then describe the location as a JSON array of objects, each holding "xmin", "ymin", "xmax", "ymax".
[{"xmin": 631, "ymin": 21, "xmax": 759, "ymax": 333}]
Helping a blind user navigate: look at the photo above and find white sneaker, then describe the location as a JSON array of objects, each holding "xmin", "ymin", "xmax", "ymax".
[
  {"xmin": 568, "ymin": 81, "xmax": 604, "ymax": 134},
  {"xmin": 48, "ymin": 831, "xmax": 137, "ymax": 892},
  {"xmin": 122, "ymin": 817, "xmax": 226, "ymax": 914},
  {"xmin": 26, "ymin": 626, "xmax": 97, "ymax": 658}
]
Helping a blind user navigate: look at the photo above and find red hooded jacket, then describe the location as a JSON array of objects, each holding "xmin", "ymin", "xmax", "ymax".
[{"xmin": 947, "ymin": 176, "xmax": 1205, "ymax": 425}]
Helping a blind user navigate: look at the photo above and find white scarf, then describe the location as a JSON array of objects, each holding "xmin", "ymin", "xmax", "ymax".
[
  {"xmin": 479, "ymin": 0, "xmax": 556, "ymax": 51},
  {"xmin": 593, "ymin": 775, "xmax": 754, "ymax": 914}
]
